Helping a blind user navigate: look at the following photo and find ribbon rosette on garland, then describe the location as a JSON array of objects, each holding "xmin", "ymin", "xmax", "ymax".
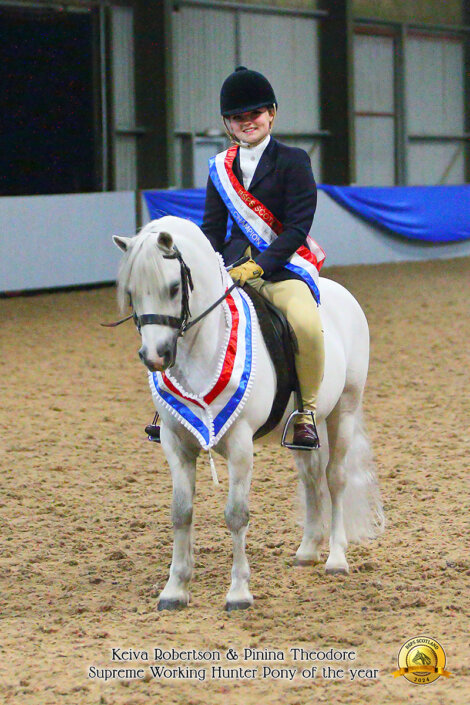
[{"xmin": 149, "ymin": 262, "xmax": 256, "ymax": 449}]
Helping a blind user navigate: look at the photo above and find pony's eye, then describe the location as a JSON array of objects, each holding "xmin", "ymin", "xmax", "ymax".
[{"xmin": 169, "ymin": 282, "xmax": 180, "ymax": 299}]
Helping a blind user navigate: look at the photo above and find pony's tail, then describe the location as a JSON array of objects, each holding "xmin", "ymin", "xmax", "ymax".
[{"xmin": 342, "ymin": 404, "xmax": 385, "ymax": 542}]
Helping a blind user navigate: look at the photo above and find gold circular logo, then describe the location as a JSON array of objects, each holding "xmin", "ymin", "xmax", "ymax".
[{"xmin": 393, "ymin": 636, "xmax": 451, "ymax": 684}]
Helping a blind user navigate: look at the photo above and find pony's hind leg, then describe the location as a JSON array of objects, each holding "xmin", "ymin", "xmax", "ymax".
[
  {"xmin": 293, "ymin": 426, "xmax": 328, "ymax": 565},
  {"xmin": 324, "ymin": 397, "xmax": 357, "ymax": 575},
  {"xmin": 224, "ymin": 423, "xmax": 254, "ymax": 611},
  {"xmin": 158, "ymin": 431, "xmax": 198, "ymax": 611}
]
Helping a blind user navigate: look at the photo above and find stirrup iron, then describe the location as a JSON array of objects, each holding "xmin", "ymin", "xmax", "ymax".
[
  {"xmin": 281, "ymin": 409, "xmax": 319, "ymax": 451},
  {"xmin": 145, "ymin": 412, "xmax": 161, "ymax": 443}
]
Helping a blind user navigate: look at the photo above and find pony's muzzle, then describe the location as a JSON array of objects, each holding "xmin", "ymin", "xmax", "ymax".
[
  {"xmin": 139, "ymin": 349, "xmax": 165, "ymax": 371},
  {"xmin": 139, "ymin": 342, "xmax": 175, "ymax": 371}
]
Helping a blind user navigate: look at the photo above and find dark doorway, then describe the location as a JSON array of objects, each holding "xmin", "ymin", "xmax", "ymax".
[{"xmin": 1, "ymin": 7, "xmax": 98, "ymax": 195}]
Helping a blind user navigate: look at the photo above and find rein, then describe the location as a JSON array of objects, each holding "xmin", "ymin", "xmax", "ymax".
[
  {"xmin": 102, "ymin": 249, "xmax": 247, "ymax": 352},
  {"xmin": 182, "ymin": 282, "xmax": 237, "ymax": 334}
]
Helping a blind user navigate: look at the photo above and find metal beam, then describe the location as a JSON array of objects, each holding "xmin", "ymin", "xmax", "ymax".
[
  {"xmin": 99, "ymin": 3, "xmax": 109, "ymax": 191},
  {"xmin": 355, "ymin": 15, "xmax": 470, "ymax": 34},
  {"xmin": 464, "ymin": 0, "xmax": 470, "ymax": 181},
  {"xmin": 319, "ymin": 0, "xmax": 354, "ymax": 184},
  {"xmin": 408, "ymin": 134, "xmax": 470, "ymax": 141},
  {"xmin": 394, "ymin": 23, "xmax": 407, "ymax": 185},
  {"xmin": 0, "ymin": 0, "xmax": 93, "ymax": 10},
  {"xmin": 172, "ymin": 0, "xmax": 328, "ymax": 20},
  {"xmin": 164, "ymin": 0, "xmax": 176, "ymax": 187}
]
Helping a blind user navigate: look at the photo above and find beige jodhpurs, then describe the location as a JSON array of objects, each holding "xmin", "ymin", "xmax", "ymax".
[{"xmin": 248, "ymin": 277, "xmax": 325, "ymax": 417}]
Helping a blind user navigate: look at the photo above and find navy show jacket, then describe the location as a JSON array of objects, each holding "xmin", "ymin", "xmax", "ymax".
[{"xmin": 201, "ymin": 137, "xmax": 317, "ymax": 284}]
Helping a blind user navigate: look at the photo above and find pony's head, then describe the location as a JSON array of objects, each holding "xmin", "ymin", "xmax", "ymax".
[{"xmin": 114, "ymin": 220, "xmax": 190, "ymax": 372}]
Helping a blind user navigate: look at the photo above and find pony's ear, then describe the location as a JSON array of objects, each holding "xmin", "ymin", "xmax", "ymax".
[
  {"xmin": 157, "ymin": 231, "xmax": 174, "ymax": 253},
  {"xmin": 113, "ymin": 235, "xmax": 133, "ymax": 252}
]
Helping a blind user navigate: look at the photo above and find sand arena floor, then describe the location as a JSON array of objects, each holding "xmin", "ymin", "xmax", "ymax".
[{"xmin": 0, "ymin": 257, "xmax": 469, "ymax": 705}]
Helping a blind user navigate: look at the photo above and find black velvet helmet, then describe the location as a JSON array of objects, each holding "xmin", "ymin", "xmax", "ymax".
[{"xmin": 220, "ymin": 66, "xmax": 277, "ymax": 117}]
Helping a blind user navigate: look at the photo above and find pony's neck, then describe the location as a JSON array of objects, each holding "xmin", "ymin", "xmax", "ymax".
[
  {"xmin": 169, "ymin": 243, "xmax": 227, "ymax": 396},
  {"xmin": 172, "ymin": 310, "xmax": 226, "ymax": 396}
]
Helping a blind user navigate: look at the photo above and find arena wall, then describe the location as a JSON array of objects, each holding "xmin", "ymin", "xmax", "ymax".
[
  {"xmin": 138, "ymin": 190, "xmax": 470, "ymax": 268},
  {"xmin": 313, "ymin": 192, "xmax": 470, "ymax": 267},
  {"xmin": 1, "ymin": 189, "xmax": 469, "ymax": 293},
  {"xmin": 0, "ymin": 192, "xmax": 135, "ymax": 293}
]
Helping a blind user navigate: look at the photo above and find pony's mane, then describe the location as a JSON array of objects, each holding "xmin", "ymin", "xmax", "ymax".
[{"xmin": 116, "ymin": 226, "xmax": 168, "ymax": 312}]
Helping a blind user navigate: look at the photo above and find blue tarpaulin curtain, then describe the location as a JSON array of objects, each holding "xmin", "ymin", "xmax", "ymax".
[
  {"xmin": 144, "ymin": 189, "xmax": 206, "ymax": 226},
  {"xmin": 319, "ymin": 185, "xmax": 470, "ymax": 243},
  {"xmin": 143, "ymin": 185, "xmax": 470, "ymax": 243}
]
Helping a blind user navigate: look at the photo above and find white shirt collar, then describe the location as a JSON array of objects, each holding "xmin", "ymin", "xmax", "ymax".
[
  {"xmin": 238, "ymin": 135, "xmax": 271, "ymax": 188},
  {"xmin": 239, "ymin": 134, "xmax": 271, "ymax": 158}
]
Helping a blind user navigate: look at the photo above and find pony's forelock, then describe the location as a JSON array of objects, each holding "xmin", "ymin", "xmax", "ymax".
[{"xmin": 116, "ymin": 229, "xmax": 168, "ymax": 312}]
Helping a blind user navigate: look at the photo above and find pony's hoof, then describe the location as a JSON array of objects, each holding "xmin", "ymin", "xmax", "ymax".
[
  {"xmin": 325, "ymin": 565, "xmax": 349, "ymax": 575},
  {"xmin": 225, "ymin": 600, "xmax": 252, "ymax": 612},
  {"xmin": 158, "ymin": 598, "xmax": 188, "ymax": 611},
  {"xmin": 293, "ymin": 556, "xmax": 318, "ymax": 566}
]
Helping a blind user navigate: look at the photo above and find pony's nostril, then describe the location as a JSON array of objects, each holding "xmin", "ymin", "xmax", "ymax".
[
  {"xmin": 138, "ymin": 348, "xmax": 145, "ymax": 362},
  {"xmin": 157, "ymin": 343, "xmax": 171, "ymax": 359}
]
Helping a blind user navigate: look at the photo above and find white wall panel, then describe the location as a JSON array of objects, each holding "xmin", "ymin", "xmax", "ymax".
[
  {"xmin": 354, "ymin": 34, "xmax": 394, "ymax": 112},
  {"xmin": 0, "ymin": 192, "xmax": 135, "ymax": 292},
  {"xmin": 406, "ymin": 35, "xmax": 465, "ymax": 185},
  {"xmin": 354, "ymin": 34, "xmax": 395, "ymax": 185},
  {"xmin": 172, "ymin": 7, "xmax": 236, "ymax": 133},
  {"xmin": 356, "ymin": 117, "xmax": 395, "ymax": 185},
  {"xmin": 408, "ymin": 141, "xmax": 465, "ymax": 185},
  {"xmin": 110, "ymin": 6, "xmax": 137, "ymax": 190},
  {"xmin": 240, "ymin": 14, "xmax": 320, "ymax": 133},
  {"xmin": 406, "ymin": 36, "xmax": 464, "ymax": 135},
  {"xmin": 194, "ymin": 137, "xmax": 227, "ymax": 187}
]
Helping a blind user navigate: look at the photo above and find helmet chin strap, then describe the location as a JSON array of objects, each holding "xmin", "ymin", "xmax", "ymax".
[
  {"xmin": 222, "ymin": 105, "xmax": 277, "ymax": 148},
  {"xmin": 222, "ymin": 117, "xmax": 248, "ymax": 148}
]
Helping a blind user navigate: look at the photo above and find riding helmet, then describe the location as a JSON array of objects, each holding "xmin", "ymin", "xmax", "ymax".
[{"xmin": 220, "ymin": 66, "xmax": 277, "ymax": 117}]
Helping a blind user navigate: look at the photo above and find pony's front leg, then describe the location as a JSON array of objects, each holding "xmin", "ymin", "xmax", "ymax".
[
  {"xmin": 158, "ymin": 432, "xmax": 198, "ymax": 611},
  {"xmin": 224, "ymin": 424, "xmax": 253, "ymax": 611}
]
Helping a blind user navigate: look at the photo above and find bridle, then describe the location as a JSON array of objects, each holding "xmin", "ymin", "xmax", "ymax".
[
  {"xmin": 102, "ymin": 246, "xmax": 245, "ymax": 367},
  {"xmin": 132, "ymin": 245, "xmax": 194, "ymax": 337}
]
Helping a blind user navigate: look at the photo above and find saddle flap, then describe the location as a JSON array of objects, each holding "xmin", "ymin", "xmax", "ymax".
[{"xmin": 242, "ymin": 284, "xmax": 299, "ymax": 440}]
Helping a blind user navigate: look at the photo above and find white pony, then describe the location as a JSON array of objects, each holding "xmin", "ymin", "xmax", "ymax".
[{"xmin": 113, "ymin": 216, "xmax": 384, "ymax": 611}]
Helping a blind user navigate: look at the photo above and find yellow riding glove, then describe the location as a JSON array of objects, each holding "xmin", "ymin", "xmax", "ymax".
[{"xmin": 229, "ymin": 258, "xmax": 264, "ymax": 286}]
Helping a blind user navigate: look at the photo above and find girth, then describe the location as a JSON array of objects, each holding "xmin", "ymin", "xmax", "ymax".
[{"xmin": 242, "ymin": 284, "xmax": 300, "ymax": 441}]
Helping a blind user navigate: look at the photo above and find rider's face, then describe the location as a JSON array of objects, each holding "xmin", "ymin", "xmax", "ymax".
[{"xmin": 228, "ymin": 107, "xmax": 274, "ymax": 146}]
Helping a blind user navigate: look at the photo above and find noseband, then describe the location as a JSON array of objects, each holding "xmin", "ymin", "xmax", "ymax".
[{"xmin": 102, "ymin": 246, "xmax": 245, "ymax": 367}]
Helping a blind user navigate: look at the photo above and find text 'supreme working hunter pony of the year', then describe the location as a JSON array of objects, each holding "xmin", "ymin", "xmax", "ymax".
[{"xmin": 111, "ymin": 216, "xmax": 384, "ymax": 612}]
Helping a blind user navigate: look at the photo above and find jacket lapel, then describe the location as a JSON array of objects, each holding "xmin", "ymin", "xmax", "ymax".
[
  {"xmin": 233, "ymin": 149, "xmax": 243, "ymax": 184},
  {"xmin": 249, "ymin": 137, "xmax": 277, "ymax": 191}
]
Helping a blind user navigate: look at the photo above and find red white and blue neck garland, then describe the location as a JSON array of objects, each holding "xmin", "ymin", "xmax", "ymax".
[
  {"xmin": 208, "ymin": 144, "xmax": 325, "ymax": 302},
  {"xmin": 149, "ymin": 258, "xmax": 256, "ymax": 450}
]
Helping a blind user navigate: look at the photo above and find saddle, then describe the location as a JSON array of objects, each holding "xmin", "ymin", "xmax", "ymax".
[{"xmin": 242, "ymin": 284, "xmax": 300, "ymax": 441}]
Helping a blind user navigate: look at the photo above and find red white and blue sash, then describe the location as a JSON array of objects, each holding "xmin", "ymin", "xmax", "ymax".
[
  {"xmin": 148, "ymin": 259, "xmax": 256, "ymax": 450},
  {"xmin": 208, "ymin": 145, "xmax": 325, "ymax": 302}
]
